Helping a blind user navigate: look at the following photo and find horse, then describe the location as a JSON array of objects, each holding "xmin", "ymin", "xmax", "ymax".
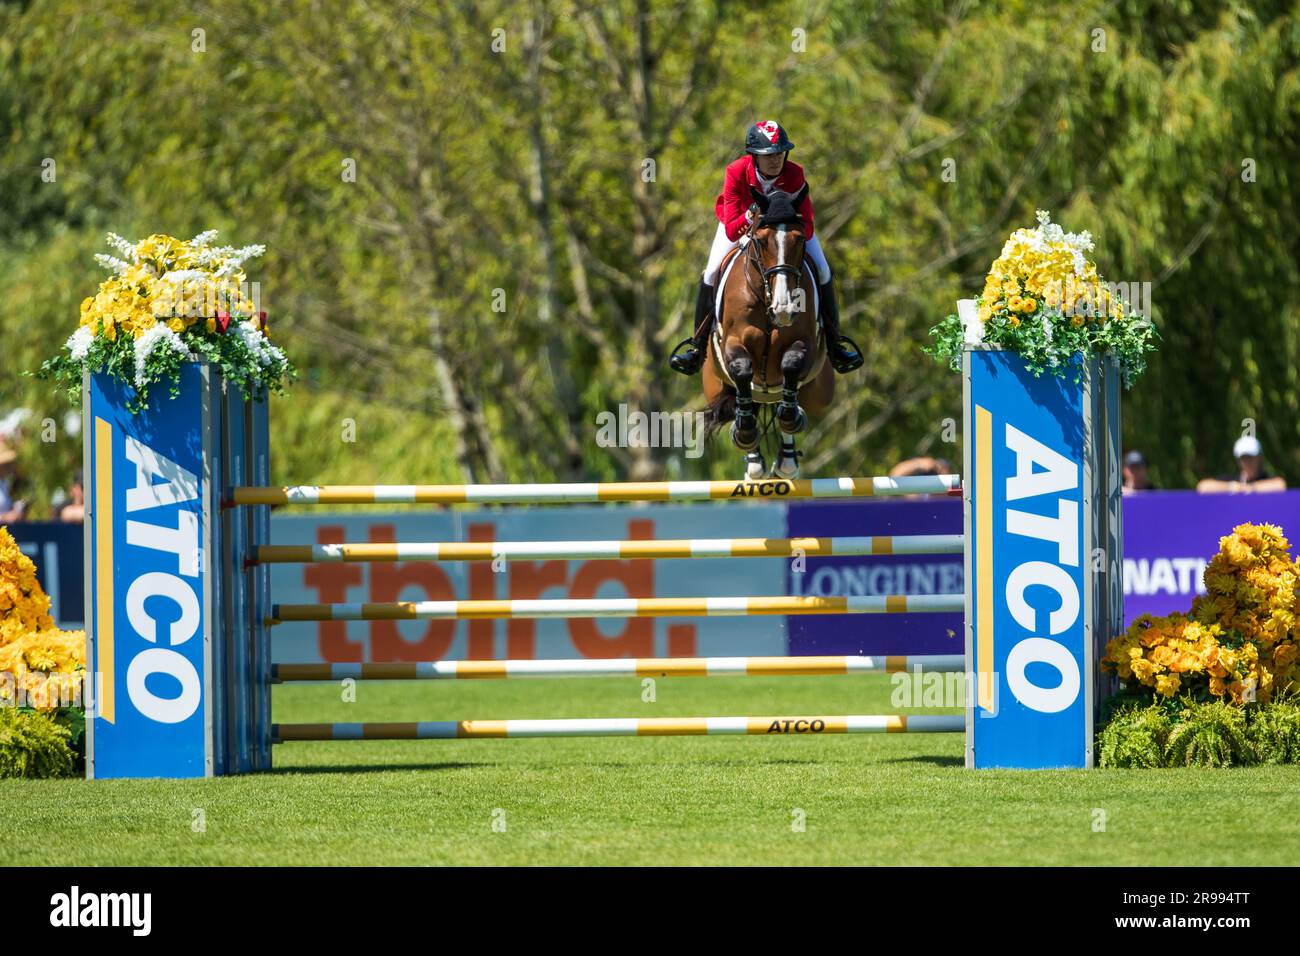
[{"xmin": 702, "ymin": 184, "xmax": 834, "ymax": 479}]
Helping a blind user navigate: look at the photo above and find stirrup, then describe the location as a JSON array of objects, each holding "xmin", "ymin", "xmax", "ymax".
[
  {"xmin": 668, "ymin": 338, "xmax": 705, "ymax": 375},
  {"xmin": 828, "ymin": 335, "xmax": 864, "ymax": 373}
]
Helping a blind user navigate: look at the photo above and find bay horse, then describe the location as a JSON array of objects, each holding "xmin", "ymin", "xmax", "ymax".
[{"xmin": 702, "ymin": 184, "xmax": 834, "ymax": 479}]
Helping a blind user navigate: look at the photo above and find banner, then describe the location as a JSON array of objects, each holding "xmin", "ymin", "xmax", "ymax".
[{"xmin": 85, "ymin": 365, "xmax": 220, "ymax": 779}]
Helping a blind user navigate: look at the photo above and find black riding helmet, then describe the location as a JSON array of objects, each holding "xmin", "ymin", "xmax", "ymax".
[{"xmin": 745, "ymin": 120, "xmax": 794, "ymax": 155}]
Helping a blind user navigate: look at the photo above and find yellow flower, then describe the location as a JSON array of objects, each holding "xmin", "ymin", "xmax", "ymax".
[{"xmin": 1155, "ymin": 673, "xmax": 1181, "ymax": 697}]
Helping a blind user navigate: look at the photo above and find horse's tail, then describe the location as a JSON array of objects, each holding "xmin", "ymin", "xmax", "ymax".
[{"xmin": 703, "ymin": 385, "xmax": 737, "ymax": 442}]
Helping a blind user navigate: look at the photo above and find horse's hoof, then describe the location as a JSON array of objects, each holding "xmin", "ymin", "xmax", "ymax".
[
  {"xmin": 730, "ymin": 420, "xmax": 759, "ymax": 452},
  {"xmin": 776, "ymin": 404, "xmax": 807, "ymax": 435},
  {"xmin": 772, "ymin": 453, "xmax": 800, "ymax": 479},
  {"xmin": 744, "ymin": 451, "xmax": 766, "ymax": 481}
]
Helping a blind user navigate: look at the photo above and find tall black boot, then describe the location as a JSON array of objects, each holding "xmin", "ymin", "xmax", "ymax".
[
  {"xmin": 818, "ymin": 279, "xmax": 864, "ymax": 373},
  {"xmin": 669, "ymin": 280, "xmax": 716, "ymax": 375}
]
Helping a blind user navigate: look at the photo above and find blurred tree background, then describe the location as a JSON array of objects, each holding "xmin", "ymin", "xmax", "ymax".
[{"xmin": 1, "ymin": 0, "xmax": 1296, "ymax": 515}]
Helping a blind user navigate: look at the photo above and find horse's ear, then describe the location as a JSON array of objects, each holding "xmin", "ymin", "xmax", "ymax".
[
  {"xmin": 749, "ymin": 185, "xmax": 769, "ymax": 209},
  {"xmin": 792, "ymin": 183, "xmax": 809, "ymax": 209}
]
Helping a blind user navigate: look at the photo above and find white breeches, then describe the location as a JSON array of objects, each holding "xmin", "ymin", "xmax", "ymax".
[{"xmin": 701, "ymin": 223, "xmax": 831, "ymax": 286}]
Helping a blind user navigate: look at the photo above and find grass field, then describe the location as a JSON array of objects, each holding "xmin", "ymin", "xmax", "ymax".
[{"xmin": 3, "ymin": 675, "xmax": 1298, "ymax": 865}]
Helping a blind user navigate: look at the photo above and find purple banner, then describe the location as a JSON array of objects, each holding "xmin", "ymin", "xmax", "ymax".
[
  {"xmin": 1121, "ymin": 490, "xmax": 1300, "ymax": 622},
  {"xmin": 784, "ymin": 490, "xmax": 1300, "ymax": 656},
  {"xmin": 785, "ymin": 497, "xmax": 964, "ymax": 655}
]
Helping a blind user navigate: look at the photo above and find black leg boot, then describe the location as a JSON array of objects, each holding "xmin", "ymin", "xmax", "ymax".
[
  {"xmin": 818, "ymin": 279, "xmax": 864, "ymax": 373},
  {"xmin": 669, "ymin": 280, "xmax": 716, "ymax": 375}
]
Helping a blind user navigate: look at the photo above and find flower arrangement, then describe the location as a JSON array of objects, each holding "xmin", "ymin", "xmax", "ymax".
[
  {"xmin": 928, "ymin": 210, "xmax": 1158, "ymax": 384},
  {"xmin": 1102, "ymin": 524, "xmax": 1300, "ymax": 704},
  {"xmin": 39, "ymin": 231, "xmax": 294, "ymax": 411},
  {"xmin": 0, "ymin": 526, "xmax": 85, "ymax": 710}
]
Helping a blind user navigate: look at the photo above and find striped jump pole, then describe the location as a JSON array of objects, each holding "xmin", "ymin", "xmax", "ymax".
[
  {"xmin": 272, "ymin": 654, "xmax": 966, "ymax": 682},
  {"xmin": 253, "ymin": 533, "xmax": 965, "ymax": 564},
  {"xmin": 270, "ymin": 593, "xmax": 965, "ymax": 623},
  {"xmin": 272, "ymin": 714, "xmax": 965, "ymax": 741},
  {"xmin": 230, "ymin": 474, "xmax": 960, "ymax": 506}
]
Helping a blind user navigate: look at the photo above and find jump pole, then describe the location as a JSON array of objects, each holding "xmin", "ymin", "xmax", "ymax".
[
  {"xmin": 252, "ymin": 533, "xmax": 965, "ymax": 564},
  {"xmin": 273, "ymin": 714, "xmax": 966, "ymax": 741},
  {"xmin": 228, "ymin": 474, "xmax": 959, "ymax": 506},
  {"xmin": 269, "ymin": 593, "xmax": 965, "ymax": 622}
]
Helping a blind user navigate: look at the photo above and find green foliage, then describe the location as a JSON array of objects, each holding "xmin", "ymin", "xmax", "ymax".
[
  {"xmin": 0, "ymin": 707, "xmax": 76, "ymax": 779},
  {"xmin": 1, "ymin": 0, "xmax": 1296, "ymax": 496},
  {"xmin": 1163, "ymin": 700, "xmax": 1253, "ymax": 767},
  {"xmin": 1099, "ymin": 697, "xmax": 1300, "ymax": 768},
  {"xmin": 1097, "ymin": 703, "xmax": 1173, "ymax": 768},
  {"xmin": 1246, "ymin": 699, "xmax": 1300, "ymax": 764}
]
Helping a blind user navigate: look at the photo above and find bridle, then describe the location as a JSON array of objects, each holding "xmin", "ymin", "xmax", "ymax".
[{"xmin": 742, "ymin": 216, "xmax": 806, "ymax": 321}]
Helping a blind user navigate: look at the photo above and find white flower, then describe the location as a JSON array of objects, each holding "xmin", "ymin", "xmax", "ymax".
[
  {"xmin": 133, "ymin": 323, "xmax": 189, "ymax": 388},
  {"xmin": 231, "ymin": 319, "xmax": 286, "ymax": 368},
  {"xmin": 93, "ymin": 253, "xmax": 133, "ymax": 274},
  {"xmin": 161, "ymin": 269, "xmax": 207, "ymax": 283},
  {"xmin": 66, "ymin": 325, "xmax": 96, "ymax": 361},
  {"xmin": 105, "ymin": 232, "xmax": 139, "ymax": 260},
  {"xmin": 189, "ymin": 229, "xmax": 219, "ymax": 247}
]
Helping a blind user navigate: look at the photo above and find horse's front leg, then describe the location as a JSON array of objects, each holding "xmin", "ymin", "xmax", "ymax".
[
  {"xmin": 726, "ymin": 345, "xmax": 765, "ymax": 479},
  {"xmin": 776, "ymin": 341, "xmax": 809, "ymax": 435}
]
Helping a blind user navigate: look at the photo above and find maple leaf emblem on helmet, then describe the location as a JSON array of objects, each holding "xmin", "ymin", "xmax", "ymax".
[{"xmin": 757, "ymin": 120, "xmax": 781, "ymax": 143}]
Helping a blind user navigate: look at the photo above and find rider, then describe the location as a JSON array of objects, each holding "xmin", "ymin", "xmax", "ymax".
[{"xmin": 669, "ymin": 120, "xmax": 863, "ymax": 376}]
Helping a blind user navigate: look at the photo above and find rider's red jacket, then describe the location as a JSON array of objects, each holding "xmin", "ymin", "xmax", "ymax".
[{"xmin": 714, "ymin": 155, "xmax": 815, "ymax": 242}]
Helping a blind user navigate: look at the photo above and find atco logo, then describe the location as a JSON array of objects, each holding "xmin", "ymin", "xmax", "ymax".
[
  {"xmin": 765, "ymin": 718, "xmax": 825, "ymax": 734},
  {"xmin": 119, "ymin": 435, "xmax": 204, "ymax": 724},
  {"xmin": 1000, "ymin": 423, "xmax": 1083, "ymax": 715},
  {"xmin": 730, "ymin": 479, "xmax": 792, "ymax": 498}
]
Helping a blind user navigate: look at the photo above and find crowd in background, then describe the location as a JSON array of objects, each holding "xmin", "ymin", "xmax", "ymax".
[
  {"xmin": 0, "ymin": 435, "xmax": 82, "ymax": 525},
  {"xmin": 890, "ymin": 433, "xmax": 1290, "ymax": 497}
]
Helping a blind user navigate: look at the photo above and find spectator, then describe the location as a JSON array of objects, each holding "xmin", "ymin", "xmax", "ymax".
[
  {"xmin": 890, "ymin": 456, "xmax": 952, "ymax": 478},
  {"xmin": 0, "ymin": 441, "xmax": 26, "ymax": 524},
  {"xmin": 1196, "ymin": 435, "xmax": 1287, "ymax": 493},
  {"xmin": 1122, "ymin": 450, "xmax": 1157, "ymax": 494},
  {"xmin": 59, "ymin": 471, "xmax": 85, "ymax": 523}
]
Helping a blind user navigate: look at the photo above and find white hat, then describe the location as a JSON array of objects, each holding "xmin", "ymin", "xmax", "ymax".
[{"xmin": 1233, "ymin": 435, "xmax": 1262, "ymax": 458}]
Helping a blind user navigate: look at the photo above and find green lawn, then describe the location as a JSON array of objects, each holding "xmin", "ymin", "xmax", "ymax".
[{"xmin": 3, "ymin": 675, "xmax": 1298, "ymax": 865}]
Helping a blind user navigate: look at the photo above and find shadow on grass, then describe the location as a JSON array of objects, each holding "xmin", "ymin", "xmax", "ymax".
[
  {"xmin": 882, "ymin": 755, "xmax": 964, "ymax": 768},
  {"xmin": 265, "ymin": 761, "xmax": 491, "ymax": 775}
]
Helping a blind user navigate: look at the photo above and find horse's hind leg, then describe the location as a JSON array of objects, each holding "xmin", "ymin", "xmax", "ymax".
[
  {"xmin": 772, "ymin": 434, "xmax": 800, "ymax": 479},
  {"xmin": 776, "ymin": 342, "xmax": 809, "ymax": 435}
]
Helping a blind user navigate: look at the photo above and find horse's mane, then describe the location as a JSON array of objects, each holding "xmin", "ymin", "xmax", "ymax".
[{"xmin": 758, "ymin": 189, "xmax": 805, "ymax": 228}]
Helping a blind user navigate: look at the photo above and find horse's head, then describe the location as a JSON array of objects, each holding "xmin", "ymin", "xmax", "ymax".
[{"xmin": 748, "ymin": 184, "xmax": 809, "ymax": 327}]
